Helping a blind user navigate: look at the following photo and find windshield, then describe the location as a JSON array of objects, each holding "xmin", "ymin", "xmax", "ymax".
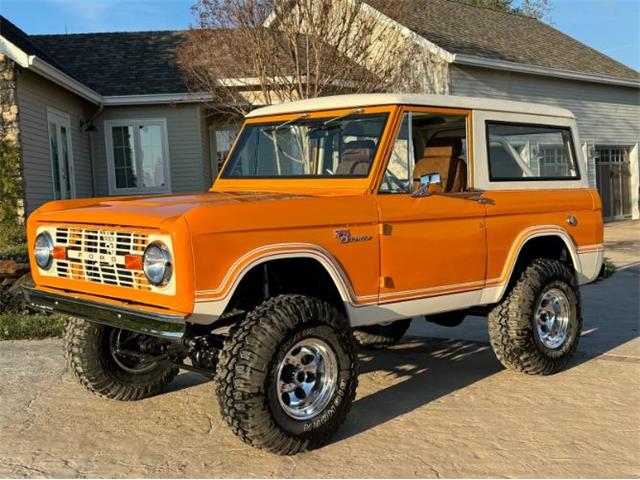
[{"xmin": 221, "ymin": 113, "xmax": 388, "ymax": 178}]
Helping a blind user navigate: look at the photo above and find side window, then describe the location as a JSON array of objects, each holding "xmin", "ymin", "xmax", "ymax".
[
  {"xmin": 380, "ymin": 113, "xmax": 412, "ymax": 193},
  {"xmin": 380, "ymin": 111, "xmax": 469, "ymax": 194},
  {"xmin": 487, "ymin": 122, "xmax": 579, "ymax": 181}
]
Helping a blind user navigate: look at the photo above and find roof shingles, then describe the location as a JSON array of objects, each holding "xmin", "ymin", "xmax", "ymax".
[
  {"xmin": 2, "ymin": 1, "xmax": 638, "ymax": 99},
  {"xmin": 32, "ymin": 30, "xmax": 189, "ymax": 96},
  {"xmin": 368, "ymin": 0, "xmax": 639, "ymax": 81}
]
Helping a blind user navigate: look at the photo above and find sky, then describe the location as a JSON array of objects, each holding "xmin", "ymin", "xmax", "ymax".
[{"xmin": 1, "ymin": 0, "xmax": 638, "ymax": 71}]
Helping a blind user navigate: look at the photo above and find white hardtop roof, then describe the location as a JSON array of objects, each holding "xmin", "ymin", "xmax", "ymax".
[{"xmin": 246, "ymin": 93, "xmax": 575, "ymax": 119}]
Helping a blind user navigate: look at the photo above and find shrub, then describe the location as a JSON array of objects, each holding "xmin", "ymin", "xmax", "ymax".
[
  {"xmin": 0, "ymin": 314, "xmax": 66, "ymax": 340},
  {"xmin": 0, "ymin": 139, "xmax": 26, "ymax": 253}
]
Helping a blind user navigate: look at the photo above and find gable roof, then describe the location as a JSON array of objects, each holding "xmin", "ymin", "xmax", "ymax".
[
  {"xmin": 367, "ymin": 0, "xmax": 639, "ymax": 83},
  {"xmin": 0, "ymin": 15, "xmax": 67, "ymax": 72},
  {"xmin": 32, "ymin": 30, "xmax": 189, "ymax": 96}
]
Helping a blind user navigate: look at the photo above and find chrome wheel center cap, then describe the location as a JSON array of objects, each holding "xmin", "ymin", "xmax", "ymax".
[
  {"xmin": 535, "ymin": 288, "xmax": 570, "ymax": 349},
  {"xmin": 276, "ymin": 338, "xmax": 338, "ymax": 420}
]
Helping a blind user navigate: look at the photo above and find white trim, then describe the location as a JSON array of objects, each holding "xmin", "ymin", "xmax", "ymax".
[
  {"xmin": 103, "ymin": 118, "xmax": 172, "ymax": 196},
  {"xmin": 188, "ymin": 228, "xmax": 601, "ymax": 325},
  {"xmin": 46, "ymin": 108, "xmax": 76, "ymax": 200},
  {"xmin": 629, "ymin": 144, "xmax": 640, "ymax": 220},
  {"xmin": 348, "ymin": 290, "xmax": 482, "ymax": 327},
  {"xmin": 453, "ymin": 54, "xmax": 640, "ymax": 89},
  {"xmin": 472, "ymin": 110, "xmax": 589, "ymax": 191},
  {"xmin": 0, "ymin": 34, "xmax": 102, "ymax": 103},
  {"xmin": 0, "ymin": 35, "xmax": 30, "ymax": 67},
  {"xmin": 29, "ymin": 57, "xmax": 103, "ymax": 104},
  {"xmin": 102, "ymin": 92, "xmax": 214, "ymax": 106}
]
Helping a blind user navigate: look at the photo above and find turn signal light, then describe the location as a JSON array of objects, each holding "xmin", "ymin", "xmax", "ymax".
[
  {"xmin": 52, "ymin": 245, "xmax": 67, "ymax": 260},
  {"xmin": 124, "ymin": 254, "xmax": 143, "ymax": 271}
]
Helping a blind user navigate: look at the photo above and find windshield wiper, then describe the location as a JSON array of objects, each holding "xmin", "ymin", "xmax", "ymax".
[
  {"xmin": 266, "ymin": 112, "xmax": 310, "ymax": 132},
  {"xmin": 322, "ymin": 108, "xmax": 364, "ymax": 127}
]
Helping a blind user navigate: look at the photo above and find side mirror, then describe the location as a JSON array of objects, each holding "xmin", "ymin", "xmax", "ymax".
[{"xmin": 411, "ymin": 173, "xmax": 443, "ymax": 198}]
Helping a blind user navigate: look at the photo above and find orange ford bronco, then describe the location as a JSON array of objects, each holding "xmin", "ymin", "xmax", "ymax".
[{"xmin": 25, "ymin": 94, "xmax": 604, "ymax": 454}]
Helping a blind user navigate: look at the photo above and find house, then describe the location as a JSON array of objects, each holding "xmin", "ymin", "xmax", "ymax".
[
  {"xmin": 366, "ymin": 0, "xmax": 640, "ymax": 221},
  {"xmin": 0, "ymin": 0, "xmax": 638, "ymax": 221}
]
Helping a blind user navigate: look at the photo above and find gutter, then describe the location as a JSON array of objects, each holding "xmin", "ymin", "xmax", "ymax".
[
  {"xmin": 102, "ymin": 92, "xmax": 213, "ymax": 106},
  {"xmin": 453, "ymin": 54, "xmax": 640, "ymax": 89},
  {"xmin": 29, "ymin": 57, "xmax": 103, "ymax": 104},
  {"xmin": 0, "ymin": 35, "xmax": 102, "ymax": 104}
]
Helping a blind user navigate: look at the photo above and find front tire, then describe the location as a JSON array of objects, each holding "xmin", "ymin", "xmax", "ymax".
[
  {"xmin": 64, "ymin": 318, "xmax": 178, "ymax": 400},
  {"xmin": 216, "ymin": 294, "xmax": 357, "ymax": 455},
  {"xmin": 488, "ymin": 258, "xmax": 582, "ymax": 375}
]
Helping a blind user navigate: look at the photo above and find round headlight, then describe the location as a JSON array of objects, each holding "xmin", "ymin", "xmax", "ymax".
[
  {"xmin": 143, "ymin": 242, "xmax": 172, "ymax": 286},
  {"xmin": 34, "ymin": 232, "xmax": 54, "ymax": 270}
]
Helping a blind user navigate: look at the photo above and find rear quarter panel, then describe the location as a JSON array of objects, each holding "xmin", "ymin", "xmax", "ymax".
[{"xmin": 483, "ymin": 188, "xmax": 602, "ymax": 289}]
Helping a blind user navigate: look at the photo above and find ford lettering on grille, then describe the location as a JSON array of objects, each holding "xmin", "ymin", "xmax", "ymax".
[{"xmin": 53, "ymin": 226, "xmax": 151, "ymax": 290}]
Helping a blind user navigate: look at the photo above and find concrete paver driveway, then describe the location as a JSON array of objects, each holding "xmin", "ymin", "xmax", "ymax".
[{"xmin": 1, "ymin": 222, "xmax": 638, "ymax": 478}]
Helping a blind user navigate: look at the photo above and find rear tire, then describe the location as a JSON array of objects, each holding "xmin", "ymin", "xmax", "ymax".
[
  {"xmin": 64, "ymin": 318, "xmax": 178, "ymax": 400},
  {"xmin": 216, "ymin": 294, "xmax": 357, "ymax": 455},
  {"xmin": 488, "ymin": 258, "xmax": 582, "ymax": 375}
]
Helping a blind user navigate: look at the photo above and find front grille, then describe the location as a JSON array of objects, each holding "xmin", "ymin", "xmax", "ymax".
[{"xmin": 53, "ymin": 226, "xmax": 151, "ymax": 290}]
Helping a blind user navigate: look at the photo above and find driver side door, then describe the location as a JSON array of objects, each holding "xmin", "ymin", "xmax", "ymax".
[{"xmin": 375, "ymin": 108, "xmax": 487, "ymax": 313}]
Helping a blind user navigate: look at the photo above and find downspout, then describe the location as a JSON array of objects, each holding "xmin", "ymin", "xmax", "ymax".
[{"xmin": 82, "ymin": 103, "xmax": 104, "ymax": 197}]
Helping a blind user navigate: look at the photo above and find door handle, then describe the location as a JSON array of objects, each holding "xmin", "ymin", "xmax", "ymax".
[{"xmin": 468, "ymin": 193, "xmax": 487, "ymax": 204}]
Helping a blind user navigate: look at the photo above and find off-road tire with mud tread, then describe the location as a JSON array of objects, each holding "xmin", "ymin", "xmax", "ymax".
[
  {"xmin": 354, "ymin": 319, "xmax": 411, "ymax": 349},
  {"xmin": 64, "ymin": 317, "xmax": 178, "ymax": 400},
  {"xmin": 216, "ymin": 294, "xmax": 358, "ymax": 455},
  {"xmin": 488, "ymin": 258, "xmax": 582, "ymax": 375}
]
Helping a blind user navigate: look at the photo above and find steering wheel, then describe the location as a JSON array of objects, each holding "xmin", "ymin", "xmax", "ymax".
[{"xmin": 381, "ymin": 169, "xmax": 409, "ymax": 192}]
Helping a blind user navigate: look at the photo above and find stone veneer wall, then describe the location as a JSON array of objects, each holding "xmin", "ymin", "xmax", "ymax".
[
  {"xmin": 0, "ymin": 53, "xmax": 20, "ymax": 143},
  {"xmin": 0, "ymin": 52, "xmax": 24, "ymax": 222}
]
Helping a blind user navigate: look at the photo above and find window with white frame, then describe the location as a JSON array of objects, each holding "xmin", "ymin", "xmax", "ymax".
[
  {"xmin": 105, "ymin": 119, "xmax": 170, "ymax": 194},
  {"xmin": 214, "ymin": 127, "xmax": 240, "ymax": 172}
]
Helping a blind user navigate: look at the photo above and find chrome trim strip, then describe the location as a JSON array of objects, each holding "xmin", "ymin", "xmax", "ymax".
[{"xmin": 22, "ymin": 286, "xmax": 185, "ymax": 339}]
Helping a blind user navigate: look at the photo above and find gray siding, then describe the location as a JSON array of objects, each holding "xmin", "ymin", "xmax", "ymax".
[
  {"xmin": 450, "ymin": 65, "xmax": 640, "ymax": 145},
  {"xmin": 91, "ymin": 103, "xmax": 206, "ymax": 196},
  {"xmin": 16, "ymin": 69, "xmax": 94, "ymax": 213},
  {"xmin": 199, "ymin": 104, "xmax": 213, "ymax": 185}
]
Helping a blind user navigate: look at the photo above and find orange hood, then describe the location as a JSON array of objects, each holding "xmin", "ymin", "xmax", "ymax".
[{"xmin": 29, "ymin": 191, "xmax": 313, "ymax": 229}]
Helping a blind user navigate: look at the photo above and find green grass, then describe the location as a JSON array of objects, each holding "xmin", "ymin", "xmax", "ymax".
[
  {"xmin": 0, "ymin": 314, "xmax": 66, "ymax": 340},
  {"xmin": 602, "ymin": 256, "xmax": 617, "ymax": 279}
]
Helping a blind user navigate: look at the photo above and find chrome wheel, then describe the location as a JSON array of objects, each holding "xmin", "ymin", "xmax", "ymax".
[
  {"xmin": 276, "ymin": 338, "xmax": 338, "ymax": 420},
  {"xmin": 535, "ymin": 288, "xmax": 571, "ymax": 349}
]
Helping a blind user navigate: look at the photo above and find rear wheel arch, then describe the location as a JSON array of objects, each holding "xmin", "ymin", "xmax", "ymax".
[{"xmin": 495, "ymin": 231, "xmax": 580, "ymax": 303}]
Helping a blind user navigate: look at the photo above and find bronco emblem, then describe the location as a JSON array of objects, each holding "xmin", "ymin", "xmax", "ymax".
[{"xmin": 334, "ymin": 229, "xmax": 373, "ymax": 244}]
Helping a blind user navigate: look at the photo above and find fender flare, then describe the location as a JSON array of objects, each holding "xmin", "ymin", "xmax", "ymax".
[
  {"xmin": 191, "ymin": 244, "xmax": 359, "ymax": 324},
  {"xmin": 482, "ymin": 226, "xmax": 580, "ymax": 304}
]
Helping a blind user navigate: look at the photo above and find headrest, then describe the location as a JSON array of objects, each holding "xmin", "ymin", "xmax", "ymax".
[
  {"xmin": 423, "ymin": 137, "xmax": 462, "ymax": 158},
  {"xmin": 344, "ymin": 140, "xmax": 376, "ymax": 151}
]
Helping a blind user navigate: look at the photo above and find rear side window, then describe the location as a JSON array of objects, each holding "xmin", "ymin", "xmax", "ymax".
[{"xmin": 486, "ymin": 122, "xmax": 579, "ymax": 181}]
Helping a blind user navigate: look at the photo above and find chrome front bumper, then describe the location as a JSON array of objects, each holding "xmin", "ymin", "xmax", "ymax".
[{"xmin": 23, "ymin": 286, "xmax": 186, "ymax": 339}]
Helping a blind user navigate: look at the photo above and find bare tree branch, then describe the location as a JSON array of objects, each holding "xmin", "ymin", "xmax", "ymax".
[{"xmin": 178, "ymin": 0, "xmax": 423, "ymax": 116}]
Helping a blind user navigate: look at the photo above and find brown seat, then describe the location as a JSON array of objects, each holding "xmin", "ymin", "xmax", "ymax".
[
  {"xmin": 412, "ymin": 137, "xmax": 467, "ymax": 192},
  {"xmin": 335, "ymin": 140, "xmax": 375, "ymax": 175}
]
